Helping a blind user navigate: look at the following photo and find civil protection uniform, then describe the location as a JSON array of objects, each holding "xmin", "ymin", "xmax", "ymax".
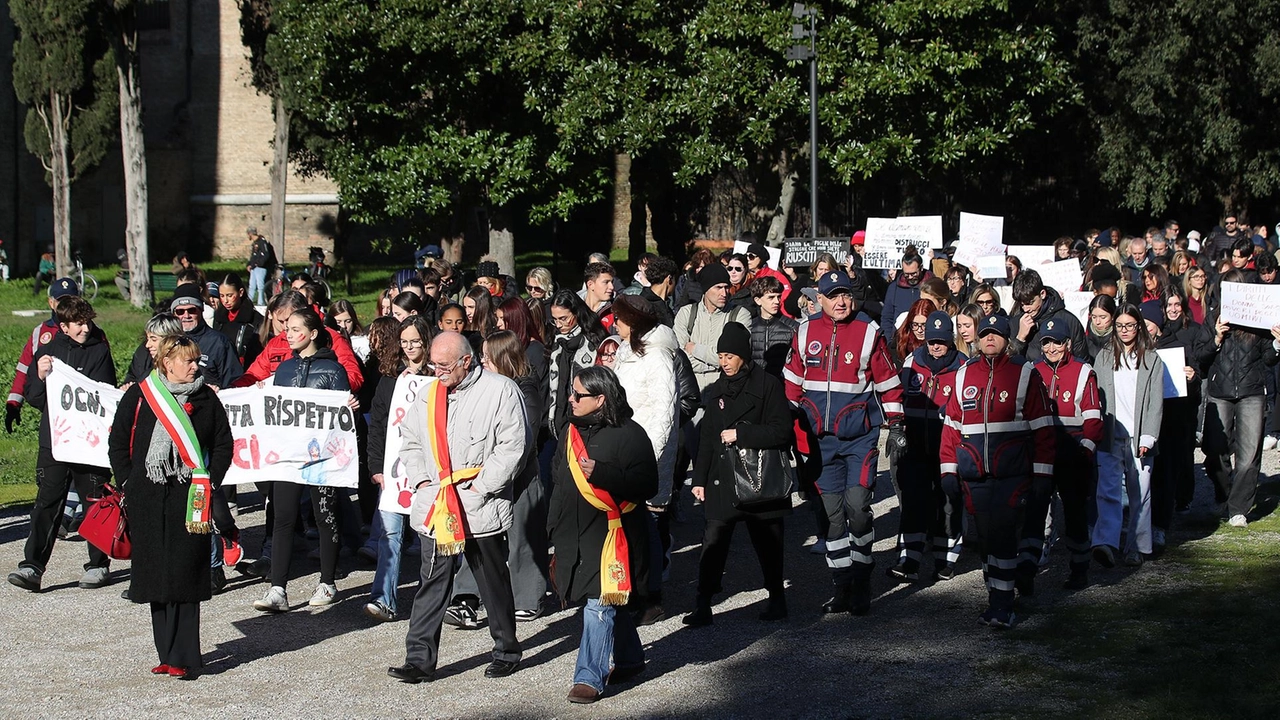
[
  {"xmin": 783, "ymin": 275, "xmax": 903, "ymax": 598},
  {"xmin": 939, "ymin": 319, "xmax": 1053, "ymax": 615},
  {"xmin": 1031, "ymin": 341, "xmax": 1102, "ymax": 584}
]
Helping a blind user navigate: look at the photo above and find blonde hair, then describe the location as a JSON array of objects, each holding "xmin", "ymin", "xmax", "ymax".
[{"xmin": 155, "ymin": 335, "xmax": 201, "ymax": 377}]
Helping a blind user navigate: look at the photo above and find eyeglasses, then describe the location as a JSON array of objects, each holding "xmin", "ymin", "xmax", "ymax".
[
  {"xmin": 552, "ymin": 315, "xmax": 574, "ymax": 326},
  {"xmin": 1115, "ymin": 322, "xmax": 1138, "ymax": 331},
  {"xmin": 173, "ymin": 307, "xmax": 200, "ymax": 316},
  {"xmin": 432, "ymin": 356, "xmax": 468, "ymax": 375},
  {"xmin": 910, "ymin": 322, "xmax": 926, "ymax": 330},
  {"xmin": 570, "ymin": 391, "xmax": 600, "ymax": 401},
  {"xmin": 1041, "ymin": 339, "xmax": 1066, "ymax": 347},
  {"xmin": 400, "ymin": 338, "xmax": 424, "ymax": 348},
  {"xmin": 598, "ymin": 351, "xmax": 616, "ymax": 358}
]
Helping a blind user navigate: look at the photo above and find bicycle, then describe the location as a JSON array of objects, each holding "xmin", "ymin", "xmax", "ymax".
[{"xmin": 72, "ymin": 250, "xmax": 99, "ymax": 302}]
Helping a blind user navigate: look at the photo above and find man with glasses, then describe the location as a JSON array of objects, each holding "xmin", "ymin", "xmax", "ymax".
[
  {"xmin": 881, "ymin": 247, "xmax": 932, "ymax": 342},
  {"xmin": 393, "ymin": 331, "xmax": 528, "ymax": 683},
  {"xmin": 170, "ymin": 284, "xmax": 243, "ymax": 389},
  {"xmin": 784, "ymin": 270, "xmax": 904, "ymax": 615},
  {"xmin": 1009, "ymin": 269, "xmax": 1087, "ymax": 363},
  {"xmin": 1209, "ymin": 215, "xmax": 1246, "ymax": 259}
]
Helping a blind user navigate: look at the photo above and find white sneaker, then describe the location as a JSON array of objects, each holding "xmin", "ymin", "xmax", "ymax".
[
  {"xmin": 309, "ymin": 582, "xmax": 337, "ymax": 606},
  {"xmin": 254, "ymin": 585, "xmax": 289, "ymax": 612},
  {"xmin": 1264, "ymin": 435, "xmax": 1278, "ymax": 451},
  {"xmin": 1229, "ymin": 514, "xmax": 1248, "ymax": 528}
]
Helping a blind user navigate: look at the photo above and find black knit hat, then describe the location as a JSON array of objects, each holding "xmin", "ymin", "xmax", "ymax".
[
  {"xmin": 170, "ymin": 283, "xmax": 204, "ymax": 311},
  {"xmin": 716, "ymin": 322, "xmax": 752, "ymax": 360},
  {"xmin": 698, "ymin": 262, "xmax": 731, "ymax": 289},
  {"xmin": 476, "ymin": 260, "xmax": 500, "ymax": 280}
]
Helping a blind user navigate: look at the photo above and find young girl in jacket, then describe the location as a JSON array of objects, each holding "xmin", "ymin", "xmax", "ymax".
[
  {"xmin": 253, "ymin": 308, "xmax": 352, "ymax": 612},
  {"xmin": 1092, "ymin": 303, "xmax": 1165, "ymax": 568}
]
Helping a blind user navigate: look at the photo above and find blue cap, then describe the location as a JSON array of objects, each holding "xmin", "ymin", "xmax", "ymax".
[
  {"xmin": 924, "ymin": 311, "xmax": 954, "ymax": 342},
  {"xmin": 1139, "ymin": 300, "xmax": 1163, "ymax": 325},
  {"xmin": 817, "ymin": 270, "xmax": 852, "ymax": 296},
  {"xmin": 978, "ymin": 313, "xmax": 1010, "ymax": 339},
  {"xmin": 50, "ymin": 277, "xmax": 79, "ymax": 299},
  {"xmin": 1040, "ymin": 317, "xmax": 1070, "ymax": 344}
]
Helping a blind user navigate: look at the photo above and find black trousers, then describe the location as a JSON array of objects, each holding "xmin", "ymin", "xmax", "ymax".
[
  {"xmin": 1153, "ymin": 397, "xmax": 1197, "ymax": 524},
  {"xmin": 23, "ymin": 461, "xmax": 109, "ymax": 573},
  {"xmin": 696, "ymin": 516, "xmax": 784, "ymax": 597},
  {"xmin": 1022, "ymin": 448, "xmax": 1094, "ymax": 576},
  {"xmin": 270, "ymin": 482, "xmax": 339, "ymax": 588},
  {"xmin": 405, "ymin": 534, "xmax": 520, "ymax": 671},
  {"xmin": 151, "ymin": 601, "xmax": 201, "ymax": 669}
]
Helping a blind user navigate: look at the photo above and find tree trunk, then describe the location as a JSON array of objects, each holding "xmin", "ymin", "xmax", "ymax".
[
  {"xmin": 270, "ymin": 95, "xmax": 290, "ymax": 264},
  {"xmin": 612, "ymin": 152, "xmax": 632, "ymax": 252},
  {"xmin": 487, "ymin": 209, "xmax": 515, "ymax": 276},
  {"xmin": 50, "ymin": 91, "xmax": 72, "ymax": 279},
  {"xmin": 118, "ymin": 51, "xmax": 152, "ymax": 308},
  {"xmin": 766, "ymin": 150, "xmax": 798, "ymax": 245}
]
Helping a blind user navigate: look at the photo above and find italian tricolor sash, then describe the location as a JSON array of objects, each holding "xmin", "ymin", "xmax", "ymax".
[
  {"xmin": 421, "ymin": 381, "xmax": 476, "ymax": 555},
  {"xmin": 566, "ymin": 425, "xmax": 636, "ymax": 605},
  {"xmin": 139, "ymin": 371, "xmax": 212, "ymax": 534}
]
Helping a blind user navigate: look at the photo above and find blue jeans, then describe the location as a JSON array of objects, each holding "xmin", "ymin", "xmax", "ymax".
[
  {"xmin": 371, "ymin": 510, "xmax": 405, "ymax": 613},
  {"xmin": 573, "ymin": 599, "xmax": 644, "ymax": 692},
  {"xmin": 249, "ymin": 267, "xmax": 268, "ymax": 305}
]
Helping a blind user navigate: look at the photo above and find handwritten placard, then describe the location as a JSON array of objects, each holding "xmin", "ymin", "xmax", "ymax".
[
  {"xmin": 1006, "ymin": 245, "xmax": 1055, "ymax": 267},
  {"xmin": 378, "ymin": 373, "xmax": 437, "ymax": 514},
  {"xmin": 1036, "ymin": 259, "xmax": 1085, "ymax": 295},
  {"xmin": 1219, "ymin": 281, "xmax": 1280, "ymax": 330},
  {"xmin": 954, "ymin": 213, "xmax": 1005, "ymax": 270},
  {"xmin": 220, "ymin": 386, "xmax": 360, "ymax": 488},
  {"xmin": 783, "ymin": 238, "xmax": 848, "ymax": 268},
  {"xmin": 1156, "ymin": 347, "xmax": 1187, "ymax": 398},
  {"xmin": 1062, "ymin": 291, "xmax": 1094, "ymax": 326},
  {"xmin": 862, "ymin": 216, "xmax": 943, "ymax": 269},
  {"xmin": 975, "ymin": 255, "xmax": 1008, "ymax": 281}
]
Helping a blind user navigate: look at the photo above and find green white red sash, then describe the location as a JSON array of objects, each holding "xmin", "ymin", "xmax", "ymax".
[{"xmin": 140, "ymin": 371, "xmax": 212, "ymax": 534}]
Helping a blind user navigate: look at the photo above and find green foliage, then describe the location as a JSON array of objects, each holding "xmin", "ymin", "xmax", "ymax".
[
  {"xmin": 9, "ymin": 0, "xmax": 119, "ymax": 183},
  {"xmin": 1071, "ymin": 0, "xmax": 1280, "ymax": 214}
]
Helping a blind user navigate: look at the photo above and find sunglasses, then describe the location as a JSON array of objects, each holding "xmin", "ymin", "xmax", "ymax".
[
  {"xmin": 570, "ymin": 391, "xmax": 600, "ymax": 401},
  {"xmin": 526, "ymin": 284, "xmax": 545, "ymax": 293},
  {"xmin": 745, "ymin": 253, "xmax": 759, "ymax": 259},
  {"xmin": 728, "ymin": 266, "xmax": 745, "ymax": 272},
  {"xmin": 173, "ymin": 307, "xmax": 201, "ymax": 316}
]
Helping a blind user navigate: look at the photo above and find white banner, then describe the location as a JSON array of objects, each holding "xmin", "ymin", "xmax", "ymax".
[
  {"xmin": 732, "ymin": 240, "xmax": 780, "ymax": 270},
  {"xmin": 1006, "ymin": 244, "xmax": 1055, "ymax": 267},
  {"xmin": 378, "ymin": 374, "xmax": 438, "ymax": 514},
  {"xmin": 1156, "ymin": 347, "xmax": 1188, "ymax": 399},
  {"xmin": 862, "ymin": 216, "xmax": 943, "ymax": 269},
  {"xmin": 1062, "ymin": 291, "xmax": 1094, "ymax": 326},
  {"xmin": 1219, "ymin": 281, "xmax": 1280, "ymax": 331},
  {"xmin": 48, "ymin": 360, "xmax": 123, "ymax": 469},
  {"xmin": 975, "ymin": 255, "xmax": 1008, "ymax": 282},
  {"xmin": 221, "ymin": 386, "xmax": 360, "ymax": 487},
  {"xmin": 1036, "ymin": 259, "xmax": 1085, "ymax": 295},
  {"xmin": 954, "ymin": 213, "xmax": 1005, "ymax": 270}
]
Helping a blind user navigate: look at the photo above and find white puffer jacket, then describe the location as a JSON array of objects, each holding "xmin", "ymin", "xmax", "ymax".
[{"xmin": 613, "ymin": 324, "xmax": 679, "ymax": 506}]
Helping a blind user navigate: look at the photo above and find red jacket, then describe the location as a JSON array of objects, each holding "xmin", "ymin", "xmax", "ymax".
[
  {"xmin": 233, "ymin": 327, "xmax": 364, "ymax": 392},
  {"xmin": 752, "ymin": 266, "xmax": 794, "ymax": 318},
  {"xmin": 1034, "ymin": 355, "xmax": 1103, "ymax": 456},
  {"xmin": 783, "ymin": 312, "xmax": 903, "ymax": 438},
  {"xmin": 901, "ymin": 347, "xmax": 966, "ymax": 451},
  {"xmin": 939, "ymin": 353, "xmax": 1054, "ymax": 482}
]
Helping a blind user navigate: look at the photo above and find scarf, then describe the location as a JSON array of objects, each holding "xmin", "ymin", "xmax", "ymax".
[
  {"xmin": 566, "ymin": 422, "xmax": 636, "ymax": 605},
  {"xmin": 720, "ymin": 364, "xmax": 752, "ymax": 400},
  {"xmin": 549, "ymin": 327, "xmax": 585, "ymax": 435},
  {"xmin": 921, "ymin": 347, "xmax": 960, "ymax": 375},
  {"xmin": 140, "ymin": 372, "xmax": 212, "ymax": 534},
  {"xmin": 420, "ymin": 380, "xmax": 475, "ymax": 554}
]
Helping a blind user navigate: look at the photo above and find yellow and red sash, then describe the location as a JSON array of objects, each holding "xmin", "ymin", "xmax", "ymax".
[
  {"xmin": 422, "ymin": 381, "xmax": 477, "ymax": 555},
  {"xmin": 566, "ymin": 425, "xmax": 636, "ymax": 605}
]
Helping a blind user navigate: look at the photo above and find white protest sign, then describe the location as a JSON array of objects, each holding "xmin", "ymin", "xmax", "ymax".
[
  {"xmin": 47, "ymin": 360, "xmax": 123, "ymax": 469},
  {"xmin": 862, "ymin": 216, "xmax": 943, "ymax": 269},
  {"xmin": 1062, "ymin": 291, "xmax": 1094, "ymax": 326},
  {"xmin": 1036, "ymin": 259, "xmax": 1085, "ymax": 295},
  {"xmin": 1219, "ymin": 281, "xmax": 1280, "ymax": 331},
  {"xmin": 378, "ymin": 374, "xmax": 437, "ymax": 514},
  {"xmin": 1007, "ymin": 245, "xmax": 1055, "ymax": 267},
  {"xmin": 1156, "ymin": 347, "xmax": 1188, "ymax": 399},
  {"xmin": 220, "ymin": 385, "xmax": 360, "ymax": 487},
  {"xmin": 954, "ymin": 213, "xmax": 1005, "ymax": 270},
  {"xmin": 733, "ymin": 240, "xmax": 780, "ymax": 270},
  {"xmin": 996, "ymin": 286, "xmax": 1015, "ymax": 314},
  {"xmin": 976, "ymin": 255, "xmax": 1008, "ymax": 281},
  {"xmin": 350, "ymin": 335, "xmax": 371, "ymax": 362}
]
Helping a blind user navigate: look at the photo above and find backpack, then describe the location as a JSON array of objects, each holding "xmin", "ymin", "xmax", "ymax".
[{"xmin": 677, "ymin": 302, "xmax": 702, "ymax": 423}]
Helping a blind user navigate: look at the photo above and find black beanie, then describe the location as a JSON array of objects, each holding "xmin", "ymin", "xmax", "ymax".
[
  {"xmin": 698, "ymin": 262, "xmax": 731, "ymax": 289},
  {"xmin": 716, "ymin": 322, "xmax": 752, "ymax": 361}
]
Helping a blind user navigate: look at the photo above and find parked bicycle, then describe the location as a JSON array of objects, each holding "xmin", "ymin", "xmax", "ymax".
[{"xmin": 73, "ymin": 250, "xmax": 99, "ymax": 302}]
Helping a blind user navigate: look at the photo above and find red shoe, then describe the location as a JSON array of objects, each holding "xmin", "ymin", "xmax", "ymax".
[
  {"xmin": 223, "ymin": 534, "xmax": 243, "ymax": 567},
  {"xmin": 167, "ymin": 666, "xmax": 188, "ymax": 679},
  {"xmin": 151, "ymin": 664, "xmax": 170, "ymax": 675}
]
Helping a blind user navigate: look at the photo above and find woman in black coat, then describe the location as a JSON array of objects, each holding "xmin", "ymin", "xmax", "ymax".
[
  {"xmin": 212, "ymin": 273, "xmax": 265, "ymax": 368},
  {"xmin": 108, "ymin": 335, "xmax": 233, "ymax": 679},
  {"xmin": 548, "ymin": 366, "xmax": 657, "ymax": 704},
  {"xmin": 684, "ymin": 323, "xmax": 793, "ymax": 626}
]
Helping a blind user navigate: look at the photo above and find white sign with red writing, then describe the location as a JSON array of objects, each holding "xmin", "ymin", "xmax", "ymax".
[
  {"xmin": 1037, "ymin": 259, "xmax": 1085, "ymax": 295},
  {"xmin": 378, "ymin": 373, "xmax": 438, "ymax": 514},
  {"xmin": 219, "ymin": 385, "xmax": 360, "ymax": 488},
  {"xmin": 47, "ymin": 359, "xmax": 123, "ymax": 469}
]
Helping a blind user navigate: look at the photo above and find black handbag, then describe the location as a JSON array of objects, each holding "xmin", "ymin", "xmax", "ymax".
[{"xmin": 728, "ymin": 443, "xmax": 796, "ymax": 509}]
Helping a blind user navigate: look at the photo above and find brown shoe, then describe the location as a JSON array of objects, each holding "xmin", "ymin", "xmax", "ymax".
[{"xmin": 567, "ymin": 683, "xmax": 600, "ymax": 704}]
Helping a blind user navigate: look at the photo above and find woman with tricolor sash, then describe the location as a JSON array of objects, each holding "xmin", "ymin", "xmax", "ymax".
[
  {"xmin": 548, "ymin": 366, "xmax": 657, "ymax": 704},
  {"xmin": 108, "ymin": 335, "xmax": 234, "ymax": 679}
]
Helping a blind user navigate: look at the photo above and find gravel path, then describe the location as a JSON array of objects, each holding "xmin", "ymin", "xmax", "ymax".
[{"xmin": 0, "ymin": 446, "xmax": 1266, "ymax": 718}]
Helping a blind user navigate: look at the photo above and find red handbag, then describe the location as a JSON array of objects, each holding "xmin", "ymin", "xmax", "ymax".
[{"xmin": 80, "ymin": 483, "xmax": 131, "ymax": 560}]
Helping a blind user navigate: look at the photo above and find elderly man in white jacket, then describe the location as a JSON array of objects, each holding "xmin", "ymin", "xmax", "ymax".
[{"xmin": 389, "ymin": 332, "xmax": 528, "ymax": 684}]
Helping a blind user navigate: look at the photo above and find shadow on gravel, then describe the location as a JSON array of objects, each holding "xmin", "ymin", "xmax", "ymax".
[{"xmin": 206, "ymin": 597, "xmax": 374, "ymax": 674}]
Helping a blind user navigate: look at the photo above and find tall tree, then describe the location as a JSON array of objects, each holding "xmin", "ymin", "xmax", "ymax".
[
  {"xmin": 11, "ymin": 0, "xmax": 117, "ymax": 277},
  {"xmin": 105, "ymin": 0, "xmax": 153, "ymax": 307},
  {"xmin": 238, "ymin": 0, "xmax": 291, "ymax": 263}
]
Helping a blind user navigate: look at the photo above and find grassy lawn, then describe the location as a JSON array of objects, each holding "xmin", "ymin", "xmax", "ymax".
[{"xmin": 985, "ymin": 494, "xmax": 1280, "ymax": 718}]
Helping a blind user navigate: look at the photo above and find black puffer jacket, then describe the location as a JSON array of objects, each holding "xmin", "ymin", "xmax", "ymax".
[
  {"xmin": 273, "ymin": 347, "xmax": 350, "ymax": 392},
  {"xmin": 1009, "ymin": 286, "xmax": 1088, "ymax": 362},
  {"xmin": 750, "ymin": 314, "xmax": 799, "ymax": 378},
  {"xmin": 1198, "ymin": 309, "xmax": 1280, "ymax": 400},
  {"xmin": 26, "ymin": 329, "xmax": 117, "ymax": 461}
]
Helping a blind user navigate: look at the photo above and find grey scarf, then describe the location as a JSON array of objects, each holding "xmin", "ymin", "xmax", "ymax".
[{"xmin": 144, "ymin": 374, "xmax": 206, "ymax": 485}]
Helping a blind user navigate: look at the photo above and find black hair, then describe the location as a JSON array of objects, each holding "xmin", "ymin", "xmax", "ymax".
[
  {"xmin": 393, "ymin": 291, "xmax": 425, "ymax": 316},
  {"xmin": 1012, "ymin": 268, "xmax": 1045, "ymax": 304},
  {"xmin": 574, "ymin": 366, "xmax": 634, "ymax": 427},
  {"xmin": 289, "ymin": 307, "xmax": 331, "ymax": 349},
  {"xmin": 644, "ymin": 256, "xmax": 678, "ymax": 286},
  {"xmin": 549, "ymin": 289, "xmax": 608, "ymax": 345}
]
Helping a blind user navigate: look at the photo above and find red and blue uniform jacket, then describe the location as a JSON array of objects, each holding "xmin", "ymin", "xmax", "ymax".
[
  {"xmin": 1034, "ymin": 354, "xmax": 1103, "ymax": 458},
  {"xmin": 783, "ymin": 312, "xmax": 903, "ymax": 439},
  {"xmin": 901, "ymin": 347, "xmax": 967, "ymax": 452},
  {"xmin": 939, "ymin": 353, "xmax": 1054, "ymax": 483}
]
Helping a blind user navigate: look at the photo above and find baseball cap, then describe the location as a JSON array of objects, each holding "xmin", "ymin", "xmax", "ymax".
[
  {"xmin": 924, "ymin": 311, "xmax": 954, "ymax": 343},
  {"xmin": 50, "ymin": 277, "xmax": 80, "ymax": 299},
  {"xmin": 1040, "ymin": 317, "xmax": 1070, "ymax": 344},
  {"xmin": 977, "ymin": 313, "xmax": 1011, "ymax": 339},
  {"xmin": 817, "ymin": 270, "xmax": 852, "ymax": 296}
]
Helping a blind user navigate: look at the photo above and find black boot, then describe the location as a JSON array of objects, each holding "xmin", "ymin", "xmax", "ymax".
[
  {"xmin": 758, "ymin": 591, "xmax": 788, "ymax": 622},
  {"xmin": 850, "ymin": 579, "xmax": 871, "ymax": 616},
  {"xmin": 1063, "ymin": 571, "xmax": 1088, "ymax": 590},
  {"xmin": 211, "ymin": 566, "xmax": 227, "ymax": 595},
  {"xmin": 681, "ymin": 594, "xmax": 713, "ymax": 627},
  {"xmin": 821, "ymin": 585, "xmax": 853, "ymax": 614}
]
